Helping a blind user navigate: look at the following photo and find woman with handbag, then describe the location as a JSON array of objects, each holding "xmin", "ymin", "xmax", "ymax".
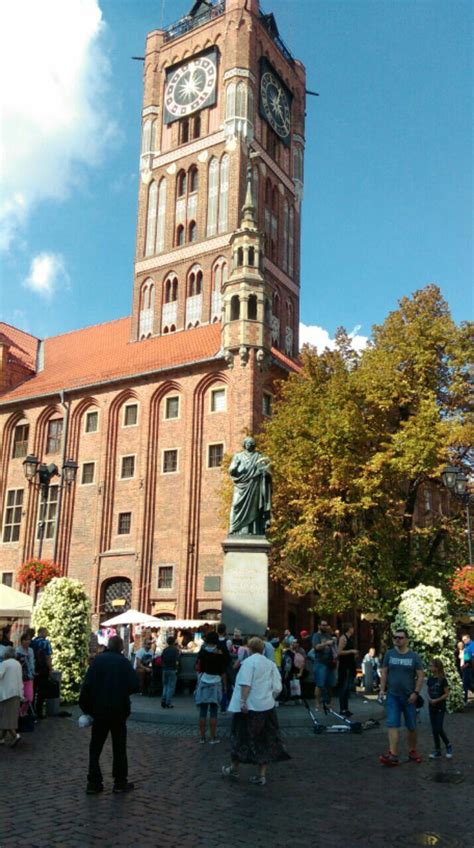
[
  {"xmin": 222, "ymin": 637, "xmax": 290, "ymax": 786},
  {"xmin": 0, "ymin": 647, "xmax": 23, "ymax": 747}
]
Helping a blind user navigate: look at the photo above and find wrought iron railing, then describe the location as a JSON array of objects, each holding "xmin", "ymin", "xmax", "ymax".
[{"xmin": 163, "ymin": 1, "xmax": 225, "ymax": 43}]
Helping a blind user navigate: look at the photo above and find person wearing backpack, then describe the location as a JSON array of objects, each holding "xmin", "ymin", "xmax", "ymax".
[{"xmin": 31, "ymin": 628, "xmax": 52, "ymax": 719}]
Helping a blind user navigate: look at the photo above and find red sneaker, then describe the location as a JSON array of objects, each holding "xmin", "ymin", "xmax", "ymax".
[
  {"xmin": 379, "ymin": 752, "xmax": 399, "ymax": 766},
  {"xmin": 408, "ymin": 749, "xmax": 422, "ymax": 763}
]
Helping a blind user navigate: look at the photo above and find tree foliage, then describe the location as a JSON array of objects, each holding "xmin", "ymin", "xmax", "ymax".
[
  {"xmin": 32, "ymin": 577, "xmax": 91, "ymax": 702},
  {"xmin": 262, "ymin": 286, "xmax": 472, "ymax": 614},
  {"xmin": 394, "ymin": 584, "xmax": 464, "ymax": 712}
]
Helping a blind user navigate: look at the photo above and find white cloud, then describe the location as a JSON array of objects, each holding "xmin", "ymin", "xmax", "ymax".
[
  {"xmin": 0, "ymin": 0, "xmax": 115, "ymax": 251},
  {"xmin": 299, "ymin": 322, "xmax": 369, "ymax": 353},
  {"xmin": 23, "ymin": 252, "xmax": 69, "ymax": 299}
]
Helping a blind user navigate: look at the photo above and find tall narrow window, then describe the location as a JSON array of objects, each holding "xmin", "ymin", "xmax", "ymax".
[
  {"xmin": 230, "ymin": 295, "xmax": 240, "ymax": 321},
  {"xmin": 155, "ymin": 178, "xmax": 167, "ymax": 254},
  {"xmin": 141, "ymin": 118, "xmax": 152, "ymax": 153},
  {"xmin": 145, "ymin": 180, "xmax": 158, "ymax": 257},
  {"xmin": 226, "ymin": 82, "xmax": 236, "ymax": 119},
  {"xmin": 207, "ymin": 157, "xmax": 219, "ymax": 236},
  {"xmin": 176, "ymin": 224, "xmax": 185, "ymax": 246},
  {"xmin": 139, "ymin": 280, "xmax": 154, "ymax": 338},
  {"xmin": 36, "ymin": 485, "xmax": 59, "ymax": 540},
  {"xmin": 189, "ymin": 166, "xmax": 199, "ymax": 193},
  {"xmin": 177, "ymin": 171, "xmax": 186, "ymax": 197},
  {"xmin": 236, "ymin": 81, "xmax": 247, "ymax": 118},
  {"xmin": 2, "ymin": 489, "xmax": 24, "ymax": 542},
  {"xmin": 46, "ymin": 419, "xmax": 63, "ymax": 454},
  {"xmin": 12, "ymin": 424, "xmax": 29, "ymax": 458},
  {"xmin": 189, "ymin": 220, "xmax": 197, "ymax": 242},
  {"xmin": 218, "ymin": 154, "xmax": 230, "ymax": 233},
  {"xmin": 248, "ymin": 294, "xmax": 257, "ymax": 320},
  {"xmin": 211, "ymin": 258, "xmax": 226, "ymax": 322}
]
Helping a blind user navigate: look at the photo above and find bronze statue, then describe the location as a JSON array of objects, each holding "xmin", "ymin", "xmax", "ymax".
[{"xmin": 228, "ymin": 437, "xmax": 272, "ymax": 536}]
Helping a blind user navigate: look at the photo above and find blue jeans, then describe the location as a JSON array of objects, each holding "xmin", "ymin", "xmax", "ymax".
[
  {"xmin": 386, "ymin": 693, "xmax": 417, "ymax": 731},
  {"xmin": 162, "ymin": 670, "xmax": 177, "ymax": 705}
]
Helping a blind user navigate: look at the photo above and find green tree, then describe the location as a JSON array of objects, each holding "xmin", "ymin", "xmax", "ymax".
[
  {"xmin": 32, "ymin": 577, "xmax": 91, "ymax": 702},
  {"xmin": 262, "ymin": 286, "xmax": 472, "ymax": 614},
  {"xmin": 394, "ymin": 584, "xmax": 464, "ymax": 712}
]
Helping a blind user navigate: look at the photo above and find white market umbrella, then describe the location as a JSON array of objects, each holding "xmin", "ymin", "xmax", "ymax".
[
  {"xmin": 0, "ymin": 584, "xmax": 33, "ymax": 620},
  {"xmin": 100, "ymin": 609, "xmax": 161, "ymax": 627}
]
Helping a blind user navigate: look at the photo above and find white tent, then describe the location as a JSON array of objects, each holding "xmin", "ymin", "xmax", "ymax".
[
  {"xmin": 152, "ymin": 619, "xmax": 220, "ymax": 628},
  {"xmin": 100, "ymin": 609, "xmax": 162, "ymax": 627},
  {"xmin": 0, "ymin": 584, "xmax": 34, "ymax": 619}
]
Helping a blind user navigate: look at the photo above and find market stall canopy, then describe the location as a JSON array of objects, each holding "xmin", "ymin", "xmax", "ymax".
[
  {"xmin": 152, "ymin": 619, "xmax": 220, "ymax": 628},
  {"xmin": 101, "ymin": 609, "xmax": 162, "ymax": 627},
  {"xmin": 0, "ymin": 584, "xmax": 34, "ymax": 619}
]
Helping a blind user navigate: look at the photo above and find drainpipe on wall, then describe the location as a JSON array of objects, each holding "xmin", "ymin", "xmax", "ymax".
[{"xmin": 53, "ymin": 389, "xmax": 71, "ymax": 565}]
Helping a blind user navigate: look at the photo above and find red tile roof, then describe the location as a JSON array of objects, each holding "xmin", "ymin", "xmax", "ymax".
[
  {"xmin": 0, "ymin": 318, "xmax": 224, "ymax": 404},
  {"xmin": 0, "ymin": 323, "xmax": 38, "ymax": 372},
  {"xmin": 0, "ymin": 316, "xmax": 299, "ymax": 405}
]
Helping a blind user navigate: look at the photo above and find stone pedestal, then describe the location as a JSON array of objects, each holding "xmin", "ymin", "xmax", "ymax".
[{"xmin": 221, "ymin": 535, "xmax": 270, "ymax": 635}]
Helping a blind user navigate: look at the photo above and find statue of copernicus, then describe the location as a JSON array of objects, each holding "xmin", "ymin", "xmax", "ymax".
[{"xmin": 228, "ymin": 437, "xmax": 272, "ymax": 536}]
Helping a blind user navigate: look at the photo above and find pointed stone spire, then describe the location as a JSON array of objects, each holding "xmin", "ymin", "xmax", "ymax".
[{"xmin": 241, "ymin": 162, "xmax": 257, "ymax": 228}]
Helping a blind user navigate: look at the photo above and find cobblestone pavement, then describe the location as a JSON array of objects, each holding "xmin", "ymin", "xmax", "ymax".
[{"xmin": 1, "ymin": 706, "xmax": 473, "ymax": 848}]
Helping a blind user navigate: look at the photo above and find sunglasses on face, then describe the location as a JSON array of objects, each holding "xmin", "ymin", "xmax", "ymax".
[{"xmin": 393, "ymin": 635, "xmax": 406, "ymax": 640}]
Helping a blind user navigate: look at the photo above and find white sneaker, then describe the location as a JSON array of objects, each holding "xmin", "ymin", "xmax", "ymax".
[{"xmin": 209, "ymin": 738, "xmax": 221, "ymax": 745}]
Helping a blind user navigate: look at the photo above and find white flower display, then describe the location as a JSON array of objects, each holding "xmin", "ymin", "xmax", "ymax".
[
  {"xmin": 394, "ymin": 584, "xmax": 464, "ymax": 712},
  {"xmin": 32, "ymin": 577, "xmax": 91, "ymax": 703}
]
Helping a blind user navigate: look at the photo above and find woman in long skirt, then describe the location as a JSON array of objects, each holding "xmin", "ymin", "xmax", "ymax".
[
  {"xmin": 0, "ymin": 647, "xmax": 23, "ymax": 747},
  {"xmin": 222, "ymin": 637, "xmax": 290, "ymax": 785}
]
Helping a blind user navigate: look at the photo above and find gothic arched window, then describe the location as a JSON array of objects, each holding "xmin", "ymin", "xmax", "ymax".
[
  {"xmin": 138, "ymin": 279, "xmax": 155, "ymax": 338},
  {"xmin": 248, "ymin": 294, "xmax": 257, "ymax": 320},
  {"xmin": 226, "ymin": 82, "xmax": 236, "ymax": 120},
  {"xmin": 230, "ymin": 295, "xmax": 240, "ymax": 321},
  {"xmin": 177, "ymin": 170, "xmax": 186, "ymax": 198}
]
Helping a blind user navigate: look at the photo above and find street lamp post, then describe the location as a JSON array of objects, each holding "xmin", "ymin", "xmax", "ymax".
[
  {"xmin": 442, "ymin": 465, "xmax": 473, "ymax": 566},
  {"xmin": 23, "ymin": 455, "xmax": 78, "ymax": 561}
]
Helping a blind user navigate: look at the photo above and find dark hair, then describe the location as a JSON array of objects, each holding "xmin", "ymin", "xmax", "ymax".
[
  {"xmin": 205, "ymin": 631, "xmax": 219, "ymax": 646},
  {"xmin": 342, "ymin": 622, "xmax": 353, "ymax": 633},
  {"xmin": 431, "ymin": 657, "xmax": 445, "ymax": 675},
  {"xmin": 166, "ymin": 635, "xmax": 175, "ymax": 646},
  {"xmin": 108, "ymin": 636, "xmax": 124, "ymax": 653},
  {"xmin": 217, "ymin": 623, "xmax": 226, "ymax": 635},
  {"xmin": 394, "ymin": 628, "xmax": 409, "ymax": 638}
]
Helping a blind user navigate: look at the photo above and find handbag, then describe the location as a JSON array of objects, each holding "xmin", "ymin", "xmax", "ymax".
[
  {"xmin": 290, "ymin": 678, "xmax": 301, "ymax": 697},
  {"xmin": 44, "ymin": 677, "xmax": 60, "ymax": 699}
]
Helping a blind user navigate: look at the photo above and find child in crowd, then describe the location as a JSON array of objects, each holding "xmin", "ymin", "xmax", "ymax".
[{"xmin": 427, "ymin": 658, "xmax": 452, "ymax": 759}]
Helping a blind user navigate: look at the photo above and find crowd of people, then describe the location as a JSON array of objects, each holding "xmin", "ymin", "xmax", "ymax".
[
  {"xmin": 1, "ymin": 617, "xmax": 473, "ymax": 789},
  {"xmin": 0, "ymin": 624, "xmax": 54, "ymax": 746}
]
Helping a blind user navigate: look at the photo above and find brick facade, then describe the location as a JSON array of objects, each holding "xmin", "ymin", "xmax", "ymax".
[{"xmin": 0, "ymin": 0, "xmax": 305, "ymax": 627}]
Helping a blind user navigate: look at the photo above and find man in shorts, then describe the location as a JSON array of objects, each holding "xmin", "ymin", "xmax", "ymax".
[{"xmin": 379, "ymin": 628, "xmax": 424, "ymax": 765}]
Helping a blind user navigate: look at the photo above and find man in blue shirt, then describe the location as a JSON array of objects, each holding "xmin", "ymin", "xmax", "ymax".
[
  {"xmin": 461, "ymin": 633, "xmax": 474, "ymax": 704},
  {"xmin": 31, "ymin": 627, "xmax": 53, "ymax": 719}
]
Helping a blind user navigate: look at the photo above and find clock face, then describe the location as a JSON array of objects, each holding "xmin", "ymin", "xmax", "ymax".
[
  {"xmin": 260, "ymin": 70, "xmax": 291, "ymax": 143},
  {"xmin": 164, "ymin": 52, "xmax": 217, "ymax": 122}
]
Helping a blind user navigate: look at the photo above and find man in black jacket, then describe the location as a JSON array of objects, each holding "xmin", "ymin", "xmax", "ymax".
[{"xmin": 79, "ymin": 636, "xmax": 139, "ymax": 794}]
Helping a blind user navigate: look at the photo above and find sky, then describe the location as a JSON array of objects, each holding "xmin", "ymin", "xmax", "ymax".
[{"xmin": 0, "ymin": 0, "xmax": 472, "ymax": 352}]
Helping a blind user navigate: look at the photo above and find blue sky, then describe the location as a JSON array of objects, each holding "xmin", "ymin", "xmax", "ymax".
[{"xmin": 1, "ymin": 0, "xmax": 472, "ymax": 349}]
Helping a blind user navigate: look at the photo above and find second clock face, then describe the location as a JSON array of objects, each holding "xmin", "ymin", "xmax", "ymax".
[
  {"xmin": 260, "ymin": 69, "xmax": 291, "ymax": 143},
  {"xmin": 164, "ymin": 53, "xmax": 217, "ymax": 122}
]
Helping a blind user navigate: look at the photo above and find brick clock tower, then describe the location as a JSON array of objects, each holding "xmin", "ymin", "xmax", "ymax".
[
  {"xmin": 131, "ymin": 0, "xmax": 305, "ymax": 364},
  {"xmin": 0, "ymin": 0, "xmax": 307, "ymax": 628}
]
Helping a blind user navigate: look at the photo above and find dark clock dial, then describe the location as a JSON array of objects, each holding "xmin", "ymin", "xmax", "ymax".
[
  {"xmin": 260, "ymin": 71, "xmax": 291, "ymax": 140},
  {"xmin": 165, "ymin": 55, "xmax": 217, "ymax": 119}
]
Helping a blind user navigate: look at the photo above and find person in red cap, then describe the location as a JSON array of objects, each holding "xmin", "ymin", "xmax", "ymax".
[{"xmin": 300, "ymin": 631, "xmax": 311, "ymax": 653}]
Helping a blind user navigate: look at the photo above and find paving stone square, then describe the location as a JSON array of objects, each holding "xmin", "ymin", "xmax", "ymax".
[{"xmin": 0, "ymin": 696, "xmax": 472, "ymax": 848}]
